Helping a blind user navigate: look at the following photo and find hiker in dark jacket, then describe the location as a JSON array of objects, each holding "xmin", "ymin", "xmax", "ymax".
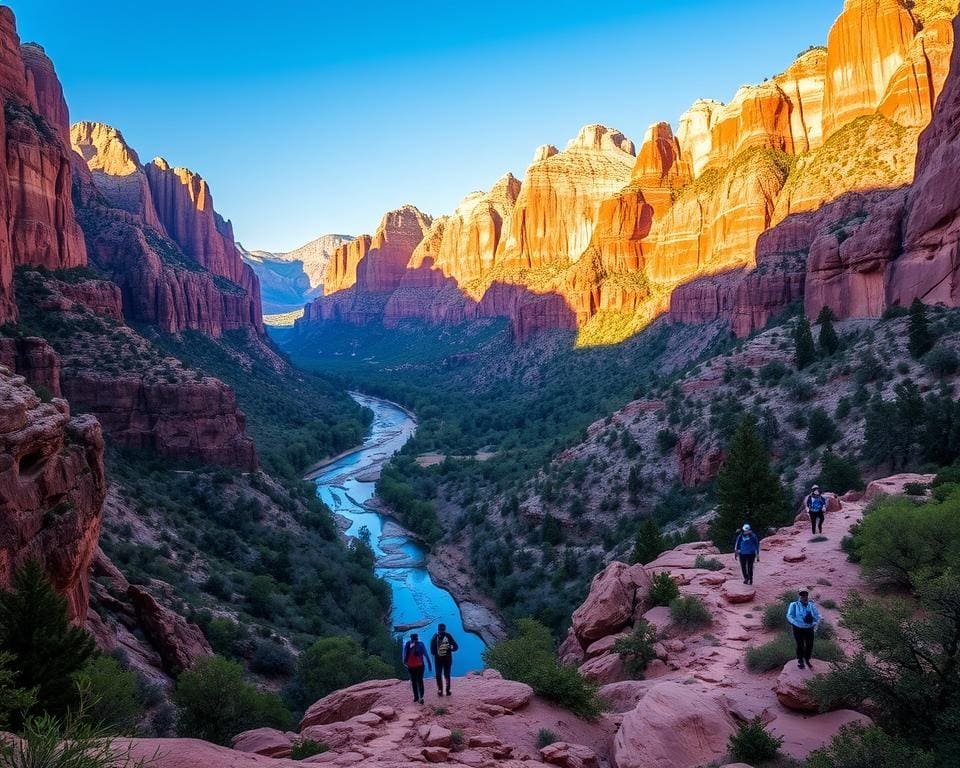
[
  {"xmin": 734, "ymin": 523, "xmax": 760, "ymax": 585},
  {"xmin": 430, "ymin": 623, "xmax": 459, "ymax": 696},
  {"xmin": 787, "ymin": 588, "xmax": 822, "ymax": 670},
  {"xmin": 804, "ymin": 485, "xmax": 827, "ymax": 534},
  {"xmin": 402, "ymin": 632, "xmax": 432, "ymax": 704}
]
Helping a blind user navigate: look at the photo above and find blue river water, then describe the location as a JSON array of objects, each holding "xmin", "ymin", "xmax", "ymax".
[{"xmin": 311, "ymin": 394, "xmax": 486, "ymax": 673}]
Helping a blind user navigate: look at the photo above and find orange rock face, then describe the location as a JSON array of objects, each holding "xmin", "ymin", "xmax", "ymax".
[
  {"xmin": 355, "ymin": 205, "xmax": 433, "ymax": 292},
  {"xmin": 0, "ymin": 367, "xmax": 106, "ymax": 623}
]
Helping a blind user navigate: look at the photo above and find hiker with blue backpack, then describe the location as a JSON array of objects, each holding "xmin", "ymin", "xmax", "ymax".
[
  {"xmin": 402, "ymin": 632, "xmax": 432, "ymax": 704},
  {"xmin": 734, "ymin": 523, "xmax": 760, "ymax": 585},
  {"xmin": 805, "ymin": 485, "xmax": 827, "ymax": 534}
]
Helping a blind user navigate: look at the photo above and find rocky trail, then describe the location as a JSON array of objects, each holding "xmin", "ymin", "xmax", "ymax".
[{"xmin": 102, "ymin": 474, "xmax": 923, "ymax": 768}]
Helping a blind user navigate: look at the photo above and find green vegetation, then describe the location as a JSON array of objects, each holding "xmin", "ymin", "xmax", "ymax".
[
  {"xmin": 290, "ymin": 740, "xmax": 329, "ymax": 760},
  {"xmin": 694, "ymin": 554, "xmax": 724, "ymax": 571},
  {"xmin": 647, "ymin": 572, "xmax": 680, "ymax": 607},
  {"xmin": 668, "ymin": 595, "xmax": 712, "ymax": 631},
  {"xmin": 483, "ymin": 619, "xmax": 604, "ymax": 720},
  {"xmin": 631, "ymin": 519, "xmax": 664, "ymax": 565},
  {"xmin": 613, "ymin": 620, "xmax": 657, "ymax": 678},
  {"xmin": 710, "ymin": 416, "xmax": 789, "ymax": 549},
  {"xmin": 745, "ymin": 631, "xmax": 843, "ymax": 673},
  {"xmin": 0, "ymin": 561, "xmax": 96, "ymax": 727},
  {"xmin": 284, "ymin": 637, "xmax": 395, "ymax": 712},
  {"xmin": 536, "ymin": 728, "xmax": 558, "ymax": 749},
  {"xmin": 817, "ymin": 306, "xmax": 840, "ymax": 356},
  {"xmin": 817, "ymin": 451, "xmax": 865, "ymax": 494},
  {"xmin": 376, "ymin": 456, "xmax": 442, "ymax": 544},
  {"xmin": 75, "ymin": 656, "xmax": 144, "ymax": 735},
  {"xmin": 908, "ymin": 298, "xmax": 934, "ymax": 359},
  {"xmin": 174, "ymin": 656, "xmax": 291, "ymax": 745},
  {"xmin": 727, "ymin": 716, "xmax": 784, "ymax": 764},
  {"xmin": 806, "ymin": 725, "xmax": 936, "ymax": 768},
  {"xmin": 794, "ymin": 315, "xmax": 816, "ymax": 370},
  {"xmin": 0, "ymin": 653, "xmax": 34, "ymax": 729}
]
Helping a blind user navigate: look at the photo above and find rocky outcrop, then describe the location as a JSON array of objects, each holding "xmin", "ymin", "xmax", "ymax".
[
  {"xmin": 0, "ymin": 366, "xmax": 105, "ymax": 623},
  {"xmin": 0, "ymin": 336, "xmax": 60, "ymax": 396},
  {"xmin": 570, "ymin": 561, "xmax": 651, "ymax": 646},
  {"xmin": 127, "ymin": 585, "xmax": 213, "ymax": 674},
  {"xmin": 355, "ymin": 206, "xmax": 432, "ymax": 292},
  {"xmin": 61, "ymin": 371, "xmax": 257, "ymax": 471}
]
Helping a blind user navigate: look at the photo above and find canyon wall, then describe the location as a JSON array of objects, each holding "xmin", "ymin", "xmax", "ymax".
[{"xmin": 297, "ymin": 0, "xmax": 960, "ymax": 343}]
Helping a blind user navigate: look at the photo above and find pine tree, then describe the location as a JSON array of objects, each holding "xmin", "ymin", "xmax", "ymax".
[
  {"xmin": 0, "ymin": 560, "xmax": 96, "ymax": 725},
  {"xmin": 632, "ymin": 518, "xmax": 664, "ymax": 564},
  {"xmin": 793, "ymin": 315, "xmax": 817, "ymax": 370},
  {"xmin": 908, "ymin": 298, "xmax": 934, "ymax": 359},
  {"xmin": 817, "ymin": 306, "xmax": 840, "ymax": 356},
  {"xmin": 710, "ymin": 415, "xmax": 789, "ymax": 550}
]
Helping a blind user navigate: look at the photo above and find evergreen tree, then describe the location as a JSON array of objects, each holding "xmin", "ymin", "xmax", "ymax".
[
  {"xmin": 793, "ymin": 315, "xmax": 817, "ymax": 370},
  {"xmin": 627, "ymin": 466, "xmax": 643, "ymax": 502},
  {"xmin": 710, "ymin": 416, "xmax": 789, "ymax": 550},
  {"xmin": 817, "ymin": 306, "xmax": 840, "ymax": 356},
  {"xmin": 0, "ymin": 560, "xmax": 96, "ymax": 726},
  {"xmin": 817, "ymin": 450, "xmax": 865, "ymax": 495},
  {"xmin": 632, "ymin": 518, "xmax": 664, "ymax": 565},
  {"xmin": 908, "ymin": 298, "xmax": 934, "ymax": 359}
]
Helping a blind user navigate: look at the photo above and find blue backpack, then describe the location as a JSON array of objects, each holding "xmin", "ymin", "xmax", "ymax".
[{"xmin": 809, "ymin": 495, "xmax": 826, "ymax": 513}]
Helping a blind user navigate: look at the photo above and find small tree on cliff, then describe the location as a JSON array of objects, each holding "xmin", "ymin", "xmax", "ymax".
[
  {"xmin": 793, "ymin": 315, "xmax": 817, "ymax": 370},
  {"xmin": 0, "ymin": 560, "xmax": 95, "ymax": 725},
  {"xmin": 817, "ymin": 306, "xmax": 840, "ymax": 356},
  {"xmin": 908, "ymin": 298, "xmax": 934, "ymax": 359},
  {"xmin": 632, "ymin": 518, "xmax": 664, "ymax": 565},
  {"xmin": 710, "ymin": 416, "xmax": 789, "ymax": 550}
]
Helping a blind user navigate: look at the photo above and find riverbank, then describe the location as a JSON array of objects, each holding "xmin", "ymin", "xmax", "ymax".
[{"xmin": 427, "ymin": 542, "xmax": 507, "ymax": 647}]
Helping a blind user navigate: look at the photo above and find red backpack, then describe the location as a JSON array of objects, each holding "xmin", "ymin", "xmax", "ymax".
[{"xmin": 405, "ymin": 641, "xmax": 424, "ymax": 668}]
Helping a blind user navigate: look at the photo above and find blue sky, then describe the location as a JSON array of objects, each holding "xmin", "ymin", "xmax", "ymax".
[{"xmin": 11, "ymin": 1, "xmax": 843, "ymax": 252}]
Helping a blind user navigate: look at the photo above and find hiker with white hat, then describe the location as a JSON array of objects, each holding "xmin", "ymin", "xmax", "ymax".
[
  {"xmin": 734, "ymin": 523, "xmax": 760, "ymax": 585},
  {"xmin": 804, "ymin": 484, "xmax": 827, "ymax": 534}
]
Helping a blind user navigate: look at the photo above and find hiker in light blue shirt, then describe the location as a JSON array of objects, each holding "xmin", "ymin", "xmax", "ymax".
[
  {"xmin": 787, "ymin": 589, "xmax": 821, "ymax": 670},
  {"xmin": 734, "ymin": 524, "xmax": 761, "ymax": 585}
]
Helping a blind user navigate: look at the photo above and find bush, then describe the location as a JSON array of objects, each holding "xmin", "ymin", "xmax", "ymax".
[
  {"xmin": 612, "ymin": 620, "xmax": 657, "ymax": 678},
  {"xmin": 745, "ymin": 632, "xmax": 844, "ymax": 673},
  {"xmin": 923, "ymin": 345, "xmax": 959, "ymax": 378},
  {"xmin": 174, "ymin": 656, "xmax": 291, "ymax": 745},
  {"xmin": 536, "ymin": 728, "xmax": 558, "ymax": 749},
  {"xmin": 290, "ymin": 739, "xmax": 329, "ymax": 760},
  {"xmin": 249, "ymin": 639, "xmax": 296, "ymax": 676},
  {"xmin": 655, "ymin": 429, "xmax": 678, "ymax": 454},
  {"xmin": 285, "ymin": 637, "xmax": 394, "ymax": 712},
  {"xmin": 807, "ymin": 407, "xmax": 839, "ymax": 447},
  {"xmin": 817, "ymin": 451, "xmax": 865, "ymax": 494},
  {"xmin": 727, "ymin": 715, "xmax": 784, "ymax": 763},
  {"xmin": 806, "ymin": 724, "xmax": 935, "ymax": 768},
  {"xmin": 669, "ymin": 596, "xmax": 712, "ymax": 631},
  {"xmin": 483, "ymin": 619, "xmax": 604, "ymax": 720},
  {"xmin": 758, "ymin": 360, "xmax": 788, "ymax": 384},
  {"xmin": 761, "ymin": 592, "xmax": 795, "ymax": 632},
  {"xmin": 694, "ymin": 554, "xmax": 724, "ymax": 571},
  {"xmin": 76, "ymin": 655, "xmax": 144, "ymax": 735},
  {"xmin": 450, "ymin": 729, "xmax": 465, "ymax": 750},
  {"xmin": 1, "ymin": 712, "xmax": 151, "ymax": 768},
  {"xmin": 903, "ymin": 482, "xmax": 929, "ymax": 496},
  {"xmin": 647, "ymin": 572, "xmax": 680, "ymax": 607}
]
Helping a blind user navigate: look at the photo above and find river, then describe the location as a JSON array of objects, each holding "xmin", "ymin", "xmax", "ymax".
[{"xmin": 310, "ymin": 393, "xmax": 487, "ymax": 672}]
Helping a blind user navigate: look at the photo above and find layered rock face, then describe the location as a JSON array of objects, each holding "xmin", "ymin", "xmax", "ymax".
[
  {"xmin": 71, "ymin": 123, "xmax": 264, "ymax": 336},
  {"xmin": 0, "ymin": 6, "xmax": 86, "ymax": 303},
  {"xmin": 298, "ymin": 1, "xmax": 957, "ymax": 343},
  {"xmin": 0, "ymin": 366, "xmax": 105, "ymax": 623}
]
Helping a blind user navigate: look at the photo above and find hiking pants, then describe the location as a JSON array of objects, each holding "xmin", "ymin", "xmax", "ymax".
[
  {"xmin": 409, "ymin": 667, "xmax": 425, "ymax": 700},
  {"xmin": 739, "ymin": 554, "xmax": 755, "ymax": 583},
  {"xmin": 810, "ymin": 511, "xmax": 824, "ymax": 534},
  {"xmin": 793, "ymin": 626, "xmax": 815, "ymax": 662},
  {"xmin": 435, "ymin": 656, "xmax": 453, "ymax": 691}
]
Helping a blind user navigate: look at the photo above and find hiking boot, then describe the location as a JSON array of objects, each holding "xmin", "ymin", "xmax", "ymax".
[
  {"xmin": 446, "ymin": 688, "xmax": 451, "ymax": 696},
  {"xmin": 798, "ymin": 660, "xmax": 805, "ymax": 669},
  {"xmin": 437, "ymin": 690, "xmax": 444, "ymax": 697},
  {"xmin": 806, "ymin": 659, "xmax": 814, "ymax": 670}
]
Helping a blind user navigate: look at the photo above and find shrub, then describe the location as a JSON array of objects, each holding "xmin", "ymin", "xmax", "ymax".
[
  {"xmin": 903, "ymin": 482, "xmax": 929, "ymax": 496},
  {"xmin": 694, "ymin": 554, "xmax": 724, "ymax": 571},
  {"xmin": 1, "ymin": 712, "xmax": 152, "ymax": 768},
  {"xmin": 923, "ymin": 345, "xmax": 959, "ymax": 378},
  {"xmin": 613, "ymin": 620, "xmax": 657, "ymax": 678},
  {"xmin": 727, "ymin": 715, "xmax": 784, "ymax": 764},
  {"xmin": 805, "ymin": 725, "xmax": 935, "ymax": 768},
  {"xmin": 249, "ymin": 639, "xmax": 296, "ymax": 676},
  {"xmin": 745, "ymin": 632, "xmax": 844, "ymax": 673},
  {"xmin": 450, "ymin": 729, "xmax": 465, "ymax": 750},
  {"xmin": 758, "ymin": 360, "xmax": 788, "ymax": 384},
  {"xmin": 174, "ymin": 656, "xmax": 291, "ymax": 745},
  {"xmin": 647, "ymin": 572, "xmax": 680, "ymax": 607},
  {"xmin": 285, "ymin": 637, "xmax": 394, "ymax": 711},
  {"xmin": 483, "ymin": 619, "xmax": 604, "ymax": 720},
  {"xmin": 761, "ymin": 592, "xmax": 795, "ymax": 632},
  {"xmin": 669, "ymin": 596, "xmax": 712, "ymax": 631},
  {"xmin": 536, "ymin": 728, "xmax": 558, "ymax": 749},
  {"xmin": 75, "ymin": 655, "xmax": 144, "ymax": 735},
  {"xmin": 807, "ymin": 408, "xmax": 839, "ymax": 447},
  {"xmin": 655, "ymin": 429, "xmax": 678, "ymax": 454},
  {"xmin": 290, "ymin": 740, "xmax": 328, "ymax": 760},
  {"xmin": 817, "ymin": 451, "xmax": 865, "ymax": 494}
]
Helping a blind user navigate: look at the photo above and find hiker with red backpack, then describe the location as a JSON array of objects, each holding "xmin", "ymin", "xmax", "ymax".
[
  {"xmin": 430, "ymin": 623, "xmax": 459, "ymax": 696},
  {"xmin": 402, "ymin": 632, "xmax": 432, "ymax": 704}
]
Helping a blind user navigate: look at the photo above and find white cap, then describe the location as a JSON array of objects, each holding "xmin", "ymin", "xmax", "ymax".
[{"xmin": 742, "ymin": 524, "xmax": 751, "ymax": 532}]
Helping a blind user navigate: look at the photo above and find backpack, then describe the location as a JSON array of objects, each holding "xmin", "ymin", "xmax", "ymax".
[
  {"xmin": 405, "ymin": 642, "xmax": 424, "ymax": 668},
  {"xmin": 809, "ymin": 495, "xmax": 826, "ymax": 513},
  {"xmin": 436, "ymin": 634, "xmax": 452, "ymax": 657}
]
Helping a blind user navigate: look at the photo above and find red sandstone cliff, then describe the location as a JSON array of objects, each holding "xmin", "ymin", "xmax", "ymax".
[{"xmin": 0, "ymin": 366, "xmax": 105, "ymax": 623}]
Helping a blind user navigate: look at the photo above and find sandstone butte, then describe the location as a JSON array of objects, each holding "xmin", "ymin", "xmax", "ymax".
[
  {"xmin": 297, "ymin": 0, "xmax": 960, "ymax": 345},
  {"xmin": 82, "ymin": 475, "xmax": 915, "ymax": 768}
]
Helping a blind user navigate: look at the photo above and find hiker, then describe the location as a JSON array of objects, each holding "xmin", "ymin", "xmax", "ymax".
[
  {"xmin": 402, "ymin": 632, "xmax": 431, "ymax": 704},
  {"xmin": 804, "ymin": 484, "xmax": 827, "ymax": 534},
  {"xmin": 786, "ymin": 588, "xmax": 822, "ymax": 670},
  {"xmin": 734, "ymin": 523, "xmax": 760, "ymax": 585},
  {"xmin": 430, "ymin": 622, "xmax": 459, "ymax": 696}
]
